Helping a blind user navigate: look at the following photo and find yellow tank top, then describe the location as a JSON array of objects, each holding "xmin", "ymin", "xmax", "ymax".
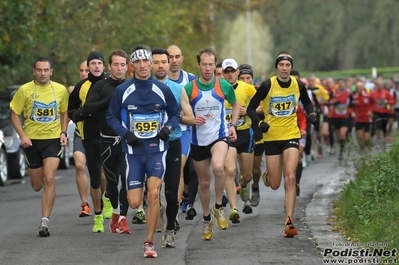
[
  {"xmin": 224, "ymin": 80, "xmax": 257, "ymax": 130},
  {"xmin": 9, "ymin": 81, "xmax": 69, "ymax": 139},
  {"xmin": 76, "ymin": 80, "xmax": 92, "ymax": 140},
  {"xmin": 263, "ymin": 76, "xmax": 300, "ymax": 141}
]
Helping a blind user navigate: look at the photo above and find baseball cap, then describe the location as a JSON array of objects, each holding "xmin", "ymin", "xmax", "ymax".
[{"xmin": 222, "ymin": 59, "xmax": 238, "ymax": 70}]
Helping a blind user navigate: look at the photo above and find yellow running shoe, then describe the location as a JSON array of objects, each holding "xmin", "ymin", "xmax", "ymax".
[
  {"xmin": 92, "ymin": 214, "xmax": 104, "ymax": 233},
  {"xmin": 102, "ymin": 192, "xmax": 112, "ymax": 219},
  {"xmin": 202, "ymin": 215, "xmax": 214, "ymax": 240},
  {"xmin": 262, "ymin": 170, "xmax": 270, "ymax": 187},
  {"xmin": 212, "ymin": 206, "xmax": 228, "ymax": 230},
  {"xmin": 229, "ymin": 208, "xmax": 241, "ymax": 223}
]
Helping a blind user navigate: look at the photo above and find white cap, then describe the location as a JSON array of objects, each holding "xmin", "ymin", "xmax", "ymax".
[{"xmin": 222, "ymin": 58, "xmax": 238, "ymax": 70}]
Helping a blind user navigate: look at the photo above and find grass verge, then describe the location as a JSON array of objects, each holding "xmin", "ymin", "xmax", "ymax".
[{"xmin": 333, "ymin": 140, "xmax": 399, "ymax": 250}]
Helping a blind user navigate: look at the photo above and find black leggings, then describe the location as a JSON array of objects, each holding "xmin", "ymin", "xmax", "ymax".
[
  {"xmin": 164, "ymin": 139, "xmax": 182, "ymax": 231},
  {"xmin": 101, "ymin": 137, "xmax": 128, "ymax": 216},
  {"xmin": 82, "ymin": 140, "xmax": 102, "ymax": 190}
]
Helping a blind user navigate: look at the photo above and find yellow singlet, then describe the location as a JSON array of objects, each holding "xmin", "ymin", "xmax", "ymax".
[
  {"xmin": 263, "ymin": 76, "xmax": 300, "ymax": 141},
  {"xmin": 224, "ymin": 80, "xmax": 257, "ymax": 130}
]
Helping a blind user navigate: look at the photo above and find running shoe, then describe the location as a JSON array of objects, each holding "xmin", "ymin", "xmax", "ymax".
[
  {"xmin": 162, "ymin": 230, "xmax": 176, "ymax": 248},
  {"xmin": 79, "ymin": 202, "xmax": 91, "ymax": 217},
  {"xmin": 132, "ymin": 209, "xmax": 146, "ymax": 224},
  {"xmin": 109, "ymin": 213, "xmax": 119, "ymax": 233},
  {"xmin": 222, "ymin": 191, "xmax": 228, "ymax": 207},
  {"xmin": 329, "ymin": 147, "xmax": 336, "ymax": 155},
  {"xmin": 102, "ymin": 192, "xmax": 112, "ymax": 219},
  {"xmin": 181, "ymin": 198, "xmax": 189, "ymax": 213},
  {"xmin": 262, "ymin": 170, "xmax": 270, "ymax": 187},
  {"xmin": 174, "ymin": 218, "xmax": 180, "ymax": 232},
  {"xmin": 242, "ymin": 200, "xmax": 253, "ymax": 214},
  {"xmin": 229, "ymin": 208, "xmax": 240, "ymax": 223},
  {"xmin": 143, "ymin": 240, "xmax": 158, "ymax": 258},
  {"xmin": 239, "ymin": 176, "xmax": 250, "ymax": 202},
  {"xmin": 284, "ymin": 216, "xmax": 298, "ymax": 238},
  {"xmin": 117, "ymin": 218, "xmax": 131, "ymax": 234},
  {"xmin": 251, "ymin": 185, "xmax": 260, "ymax": 207},
  {"xmin": 212, "ymin": 206, "xmax": 228, "ymax": 230},
  {"xmin": 186, "ymin": 205, "xmax": 197, "ymax": 220},
  {"xmin": 156, "ymin": 202, "xmax": 165, "ymax": 232},
  {"xmin": 202, "ymin": 215, "xmax": 214, "ymax": 240},
  {"xmin": 37, "ymin": 218, "xmax": 50, "ymax": 237},
  {"xmin": 92, "ymin": 214, "xmax": 104, "ymax": 233},
  {"xmin": 235, "ymin": 184, "xmax": 240, "ymax": 194}
]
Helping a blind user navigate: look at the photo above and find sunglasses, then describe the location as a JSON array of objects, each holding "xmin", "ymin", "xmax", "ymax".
[{"xmin": 223, "ymin": 69, "xmax": 237, "ymax": 74}]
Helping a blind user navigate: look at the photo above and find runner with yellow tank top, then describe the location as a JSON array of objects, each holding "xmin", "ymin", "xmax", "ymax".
[
  {"xmin": 247, "ymin": 52, "xmax": 316, "ymax": 238},
  {"xmin": 238, "ymin": 64, "xmax": 264, "ymax": 208},
  {"xmin": 10, "ymin": 57, "xmax": 69, "ymax": 237},
  {"xmin": 221, "ymin": 59, "xmax": 257, "ymax": 222},
  {"xmin": 68, "ymin": 51, "xmax": 107, "ymax": 233}
]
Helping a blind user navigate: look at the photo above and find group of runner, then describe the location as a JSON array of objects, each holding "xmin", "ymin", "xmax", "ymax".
[{"xmin": 13, "ymin": 44, "xmax": 396, "ymax": 259}]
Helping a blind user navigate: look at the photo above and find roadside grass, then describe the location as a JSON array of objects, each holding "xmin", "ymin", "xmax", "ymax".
[{"xmin": 333, "ymin": 139, "xmax": 399, "ymax": 250}]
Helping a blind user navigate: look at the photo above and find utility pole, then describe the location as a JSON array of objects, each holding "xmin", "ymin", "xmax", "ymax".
[
  {"xmin": 209, "ymin": 0, "xmax": 215, "ymax": 50},
  {"xmin": 246, "ymin": 0, "xmax": 253, "ymax": 66}
]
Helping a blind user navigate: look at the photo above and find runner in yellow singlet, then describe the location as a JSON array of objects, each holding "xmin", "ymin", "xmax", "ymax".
[
  {"xmin": 247, "ymin": 52, "xmax": 316, "ymax": 238},
  {"xmin": 10, "ymin": 57, "xmax": 69, "ymax": 237}
]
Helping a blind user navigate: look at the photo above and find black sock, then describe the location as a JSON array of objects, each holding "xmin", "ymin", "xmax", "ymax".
[
  {"xmin": 203, "ymin": 214, "xmax": 211, "ymax": 221},
  {"xmin": 182, "ymin": 191, "xmax": 189, "ymax": 199},
  {"xmin": 215, "ymin": 203, "xmax": 223, "ymax": 209},
  {"xmin": 252, "ymin": 185, "xmax": 259, "ymax": 192},
  {"xmin": 95, "ymin": 211, "xmax": 102, "ymax": 215}
]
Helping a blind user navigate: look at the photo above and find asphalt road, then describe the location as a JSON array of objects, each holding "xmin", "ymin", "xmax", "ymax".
[{"xmin": 0, "ymin": 152, "xmax": 348, "ymax": 265}]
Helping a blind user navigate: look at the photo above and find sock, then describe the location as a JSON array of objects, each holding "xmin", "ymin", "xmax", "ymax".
[
  {"xmin": 203, "ymin": 214, "xmax": 211, "ymax": 222},
  {"xmin": 95, "ymin": 211, "xmax": 102, "ymax": 215},
  {"xmin": 252, "ymin": 185, "xmax": 259, "ymax": 192},
  {"xmin": 118, "ymin": 215, "xmax": 126, "ymax": 222},
  {"xmin": 113, "ymin": 205, "xmax": 120, "ymax": 214},
  {"xmin": 215, "ymin": 203, "xmax": 223, "ymax": 209},
  {"xmin": 42, "ymin": 217, "xmax": 49, "ymax": 222}
]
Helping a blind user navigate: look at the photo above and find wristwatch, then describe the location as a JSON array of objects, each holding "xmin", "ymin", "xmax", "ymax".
[{"xmin": 60, "ymin": 131, "xmax": 68, "ymax": 137}]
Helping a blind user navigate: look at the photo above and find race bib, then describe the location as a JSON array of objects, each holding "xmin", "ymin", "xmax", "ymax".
[
  {"xmin": 130, "ymin": 113, "xmax": 160, "ymax": 139},
  {"xmin": 334, "ymin": 104, "xmax": 348, "ymax": 115},
  {"xmin": 30, "ymin": 101, "xmax": 57, "ymax": 123},
  {"xmin": 376, "ymin": 99, "xmax": 385, "ymax": 108},
  {"xmin": 269, "ymin": 95, "xmax": 296, "ymax": 117},
  {"xmin": 225, "ymin": 108, "xmax": 233, "ymax": 125}
]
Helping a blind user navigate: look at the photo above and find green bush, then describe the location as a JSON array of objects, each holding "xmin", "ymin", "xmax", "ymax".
[{"xmin": 335, "ymin": 141, "xmax": 399, "ymax": 249}]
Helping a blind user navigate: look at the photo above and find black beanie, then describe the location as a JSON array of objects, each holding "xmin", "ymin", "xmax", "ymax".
[
  {"xmin": 238, "ymin": 64, "xmax": 254, "ymax": 78},
  {"xmin": 87, "ymin": 51, "xmax": 104, "ymax": 65}
]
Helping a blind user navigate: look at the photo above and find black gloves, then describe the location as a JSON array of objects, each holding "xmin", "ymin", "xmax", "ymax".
[
  {"xmin": 157, "ymin": 126, "xmax": 170, "ymax": 141},
  {"xmin": 308, "ymin": 113, "xmax": 318, "ymax": 124},
  {"xmin": 71, "ymin": 110, "xmax": 84, "ymax": 123},
  {"xmin": 259, "ymin": 122, "xmax": 270, "ymax": 133},
  {"xmin": 124, "ymin": 131, "xmax": 141, "ymax": 146}
]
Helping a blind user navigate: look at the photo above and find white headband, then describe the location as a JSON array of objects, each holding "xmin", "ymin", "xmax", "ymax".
[{"xmin": 130, "ymin": 49, "xmax": 152, "ymax": 63}]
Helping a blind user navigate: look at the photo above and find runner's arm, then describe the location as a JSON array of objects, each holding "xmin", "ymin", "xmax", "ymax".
[
  {"xmin": 298, "ymin": 81, "xmax": 314, "ymax": 115},
  {"xmin": 247, "ymin": 80, "xmax": 271, "ymax": 126}
]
